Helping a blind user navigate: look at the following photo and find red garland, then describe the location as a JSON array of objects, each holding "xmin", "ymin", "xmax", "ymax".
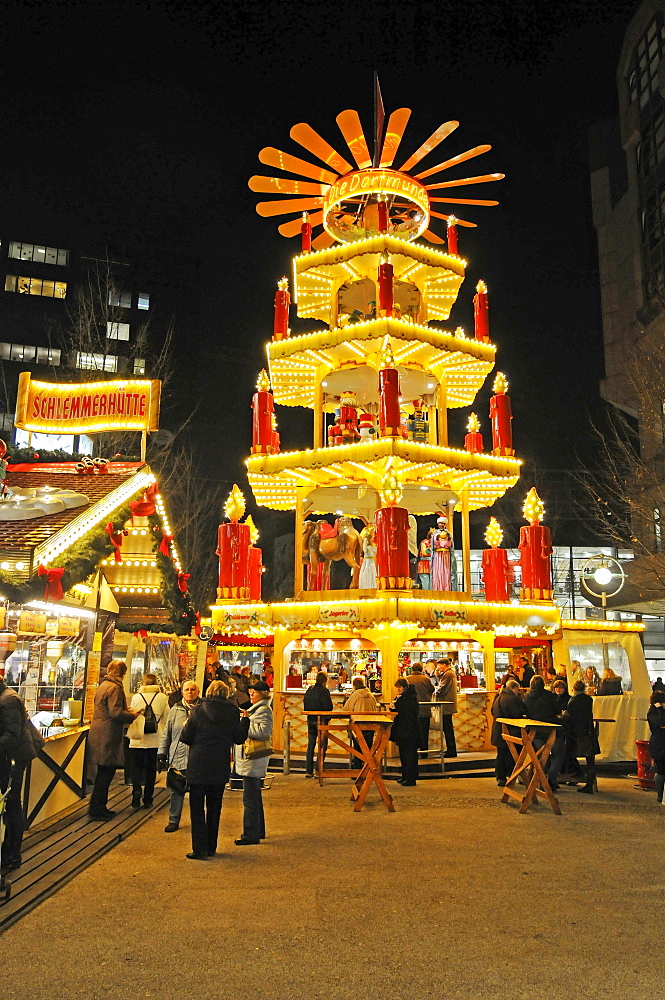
[
  {"xmin": 105, "ymin": 522, "xmax": 127, "ymax": 563},
  {"xmin": 177, "ymin": 572, "xmax": 190, "ymax": 593},
  {"xmin": 37, "ymin": 565, "xmax": 65, "ymax": 601}
]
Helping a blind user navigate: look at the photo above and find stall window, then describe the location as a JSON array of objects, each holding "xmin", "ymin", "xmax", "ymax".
[{"xmin": 569, "ymin": 642, "xmax": 632, "ymax": 693}]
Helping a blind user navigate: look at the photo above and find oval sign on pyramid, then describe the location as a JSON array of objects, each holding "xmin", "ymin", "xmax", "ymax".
[{"xmin": 248, "ymin": 105, "xmax": 504, "ymax": 249}]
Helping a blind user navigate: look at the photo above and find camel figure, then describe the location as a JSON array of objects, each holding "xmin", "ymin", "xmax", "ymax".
[{"xmin": 302, "ymin": 517, "xmax": 363, "ymax": 590}]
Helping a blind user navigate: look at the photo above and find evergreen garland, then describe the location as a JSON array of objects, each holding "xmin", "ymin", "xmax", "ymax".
[{"xmin": 0, "ymin": 503, "xmax": 196, "ymax": 636}]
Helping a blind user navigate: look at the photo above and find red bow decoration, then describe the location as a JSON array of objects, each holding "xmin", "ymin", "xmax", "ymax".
[
  {"xmin": 105, "ymin": 522, "xmax": 127, "ymax": 563},
  {"xmin": 157, "ymin": 528, "xmax": 173, "ymax": 557},
  {"xmin": 194, "ymin": 611, "xmax": 201, "ymax": 638},
  {"xmin": 177, "ymin": 572, "xmax": 190, "ymax": 593},
  {"xmin": 133, "ymin": 630, "xmax": 148, "ymax": 640},
  {"xmin": 129, "ymin": 482, "xmax": 160, "ymax": 520},
  {"xmin": 37, "ymin": 565, "xmax": 65, "ymax": 601}
]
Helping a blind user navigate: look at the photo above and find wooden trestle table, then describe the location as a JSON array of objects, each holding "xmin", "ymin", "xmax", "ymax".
[
  {"xmin": 304, "ymin": 710, "xmax": 396, "ymax": 812},
  {"xmin": 495, "ymin": 717, "xmax": 563, "ymax": 815}
]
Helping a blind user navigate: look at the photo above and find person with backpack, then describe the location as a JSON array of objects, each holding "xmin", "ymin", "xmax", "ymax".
[{"xmin": 127, "ymin": 673, "xmax": 170, "ymax": 809}]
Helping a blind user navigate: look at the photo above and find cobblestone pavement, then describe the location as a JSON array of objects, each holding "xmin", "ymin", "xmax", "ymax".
[{"xmin": 2, "ymin": 773, "xmax": 662, "ymax": 1000}]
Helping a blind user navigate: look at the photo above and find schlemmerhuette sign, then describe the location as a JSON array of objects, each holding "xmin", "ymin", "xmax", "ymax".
[{"xmin": 14, "ymin": 373, "xmax": 161, "ymax": 435}]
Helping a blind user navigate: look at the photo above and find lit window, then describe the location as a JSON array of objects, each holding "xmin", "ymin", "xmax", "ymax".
[
  {"xmin": 137, "ymin": 292, "xmax": 150, "ymax": 310},
  {"xmin": 10, "ymin": 344, "xmax": 35, "ymax": 362},
  {"xmin": 107, "ymin": 321, "xmax": 130, "ymax": 341},
  {"xmin": 4, "ymin": 274, "xmax": 66, "ymax": 298},
  {"xmin": 133, "ymin": 358, "xmax": 146, "ymax": 375},
  {"xmin": 75, "ymin": 352, "xmax": 118, "ymax": 372},
  {"xmin": 7, "ymin": 242, "xmax": 68, "ymax": 266},
  {"xmin": 108, "ymin": 289, "xmax": 132, "ymax": 309},
  {"xmin": 0, "ymin": 342, "xmax": 60, "ymax": 365},
  {"xmin": 36, "ymin": 346, "xmax": 61, "ymax": 365}
]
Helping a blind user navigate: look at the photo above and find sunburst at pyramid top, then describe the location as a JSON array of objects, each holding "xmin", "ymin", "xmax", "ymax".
[{"xmin": 248, "ymin": 107, "xmax": 505, "ymax": 250}]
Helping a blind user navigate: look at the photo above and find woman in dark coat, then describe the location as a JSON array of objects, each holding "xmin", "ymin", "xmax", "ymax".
[
  {"xmin": 87, "ymin": 660, "xmax": 138, "ymax": 820},
  {"xmin": 180, "ymin": 680, "xmax": 247, "ymax": 860},
  {"xmin": 490, "ymin": 678, "xmax": 524, "ymax": 786},
  {"xmin": 0, "ymin": 678, "xmax": 38, "ymax": 871},
  {"xmin": 390, "ymin": 678, "xmax": 420, "ymax": 785},
  {"xmin": 647, "ymin": 690, "xmax": 665, "ymax": 803},
  {"xmin": 564, "ymin": 680, "xmax": 600, "ymax": 794}
]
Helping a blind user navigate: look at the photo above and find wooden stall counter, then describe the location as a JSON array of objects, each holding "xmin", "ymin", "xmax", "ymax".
[{"xmin": 24, "ymin": 725, "xmax": 89, "ymax": 828}]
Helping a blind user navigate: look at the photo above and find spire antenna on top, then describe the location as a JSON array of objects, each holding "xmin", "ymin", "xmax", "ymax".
[{"xmin": 373, "ymin": 72, "xmax": 385, "ymax": 168}]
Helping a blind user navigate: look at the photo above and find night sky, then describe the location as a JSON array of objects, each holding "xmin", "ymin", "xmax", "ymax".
[{"xmin": 0, "ymin": 0, "xmax": 639, "ymax": 556}]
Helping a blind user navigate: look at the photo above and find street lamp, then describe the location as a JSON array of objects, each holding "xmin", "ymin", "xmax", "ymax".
[
  {"xmin": 580, "ymin": 555, "xmax": 626, "ymax": 675},
  {"xmin": 580, "ymin": 555, "xmax": 625, "ymax": 619}
]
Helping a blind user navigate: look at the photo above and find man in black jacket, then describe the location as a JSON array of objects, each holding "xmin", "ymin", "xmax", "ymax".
[
  {"xmin": 303, "ymin": 672, "xmax": 333, "ymax": 777},
  {"xmin": 491, "ymin": 679, "xmax": 524, "ymax": 786},
  {"xmin": 0, "ymin": 678, "xmax": 37, "ymax": 871},
  {"xmin": 524, "ymin": 675, "xmax": 565, "ymax": 792}
]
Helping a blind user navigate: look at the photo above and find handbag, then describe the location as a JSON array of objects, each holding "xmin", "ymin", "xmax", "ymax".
[
  {"xmin": 166, "ymin": 734, "xmax": 188, "ymax": 794},
  {"xmin": 166, "ymin": 767, "xmax": 188, "ymax": 795},
  {"xmin": 244, "ymin": 737, "xmax": 273, "ymax": 760}
]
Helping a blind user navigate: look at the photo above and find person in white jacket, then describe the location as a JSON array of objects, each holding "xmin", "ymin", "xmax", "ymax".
[
  {"xmin": 127, "ymin": 673, "xmax": 170, "ymax": 809},
  {"xmin": 233, "ymin": 681, "xmax": 273, "ymax": 845}
]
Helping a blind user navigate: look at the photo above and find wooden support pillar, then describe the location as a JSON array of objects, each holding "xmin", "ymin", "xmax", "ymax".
[
  {"xmin": 294, "ymin": 489, "xmax": 304, "ymax": 598},
  {"xmin": 271, "ymin": 630, "xmax": 298, "ymax": 752},
  {"xmin": 461, "ymin": 489, "xmax": 471, "ymax": 595},
  {"xmin": 314, "ymin": 378, "xmax": 323, "ymax": 449},
  {"xmin": 427, "ymin": 404, "xmax": 437, "ymax": 444},
  {"xmin": 437, "ymin": 384, "xmax": 448, "ymax": 447}
]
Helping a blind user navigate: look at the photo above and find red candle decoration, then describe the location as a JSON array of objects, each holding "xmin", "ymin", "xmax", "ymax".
[
  {"xmin": 374, "ymin": 473, "xmax": 412, "ymax": 590},
  {"xmin": 273, "ymin": 277, "xmax": 290, "ymax": 340},
  {"xmin": 377, "ymin": 199, "xmax": 389, "ymax": 232},
  {"xmin": 481, "ymin": 517, "xmax": 510, "ymax": 601},
  {"xmin": 379, "ymin": 345, "xmax": 401, "ymax": 437},
  {"xmin": 378, "ymin": 252, "xmax": 394, "ymax": 316},
  {"xmin": 519, "ymin": 488, "xmax": 553, "ymax": 600},
  {"xmin": 473, "ymin": 279, "xmax": 490, "ymax": 342},
  {"xmin": 251, "ymin": 370, "xmax": 275, "ymax": 454},
  {"xmin": 447, "ymin": 215, "xmax": 458, "ymax": 255},
  {"xmin": 249, "ymin": 545, "xmax": 263, "ymax": 601},
  {"xmin": 217, "ymin": 486, "xmax": 251, "ymax": 600},
  {"xmin": 489, "ymin": 372, "xmax": 514, "ymax": 456},
  {"xmin": 464, "ymin": 412, "xmax": 484, "ymax": 454},
  {"xmin": 301, "ymin": 212, "xmax": 312, "ymax": 252}
]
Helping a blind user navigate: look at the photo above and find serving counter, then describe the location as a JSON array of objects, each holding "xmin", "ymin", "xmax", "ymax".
[
  {"xmin": 23, "ymin": 726, "xmax": 89, "ymax": 828},
  {"xmin": 277, "ymin": 687, "xmax": 493, "ymax": 755}
]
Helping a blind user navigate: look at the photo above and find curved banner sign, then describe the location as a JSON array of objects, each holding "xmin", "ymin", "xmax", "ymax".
[{"xmin": 15, "ymin": 372, "xmax": 161, "ymax": 434}]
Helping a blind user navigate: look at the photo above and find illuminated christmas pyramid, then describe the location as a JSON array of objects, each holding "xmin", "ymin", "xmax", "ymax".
[{"xmin": 244, "ymin": 104, "xmax": 521, "ymax": 596}]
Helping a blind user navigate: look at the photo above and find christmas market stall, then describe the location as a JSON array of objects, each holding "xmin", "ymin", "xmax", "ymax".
[
  {"xmin": 0, "ymin": 374, "xmax": 195, "ymax": 825},
  {"xmin": 208, "ymin": 101, "xmax": 649, "ymax": 764}
]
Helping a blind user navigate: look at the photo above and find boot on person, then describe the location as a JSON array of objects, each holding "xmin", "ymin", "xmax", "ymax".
[{"xmin": 655, "ymin": 772, "xmax": 665, "ymax": 804}]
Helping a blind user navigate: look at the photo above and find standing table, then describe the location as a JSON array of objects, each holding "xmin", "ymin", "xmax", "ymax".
[
  {"xmin": 496, "ymin": 717, "xmax": 562, "ymax": 815},
  {"xmin": 304, "ymin": 710, "xmax": 396, "ymax": 812}
]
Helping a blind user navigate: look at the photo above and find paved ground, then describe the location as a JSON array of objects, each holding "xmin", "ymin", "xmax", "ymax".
[{"xmin": 2, "ymin": 772, "xmax": 663, "ymax": 1000}]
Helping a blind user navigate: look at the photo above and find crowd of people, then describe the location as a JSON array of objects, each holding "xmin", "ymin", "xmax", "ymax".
[
  {"xmin": 84, "ymin": 659, "xmax": 274, "ymax": 862},
  {"xmin": 490, "ymin": 665, "xmax": 604, "ymax": 794},
  {"xmin": 2, "ymin": 652, "xmax": 664, "ymax": 875}
]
